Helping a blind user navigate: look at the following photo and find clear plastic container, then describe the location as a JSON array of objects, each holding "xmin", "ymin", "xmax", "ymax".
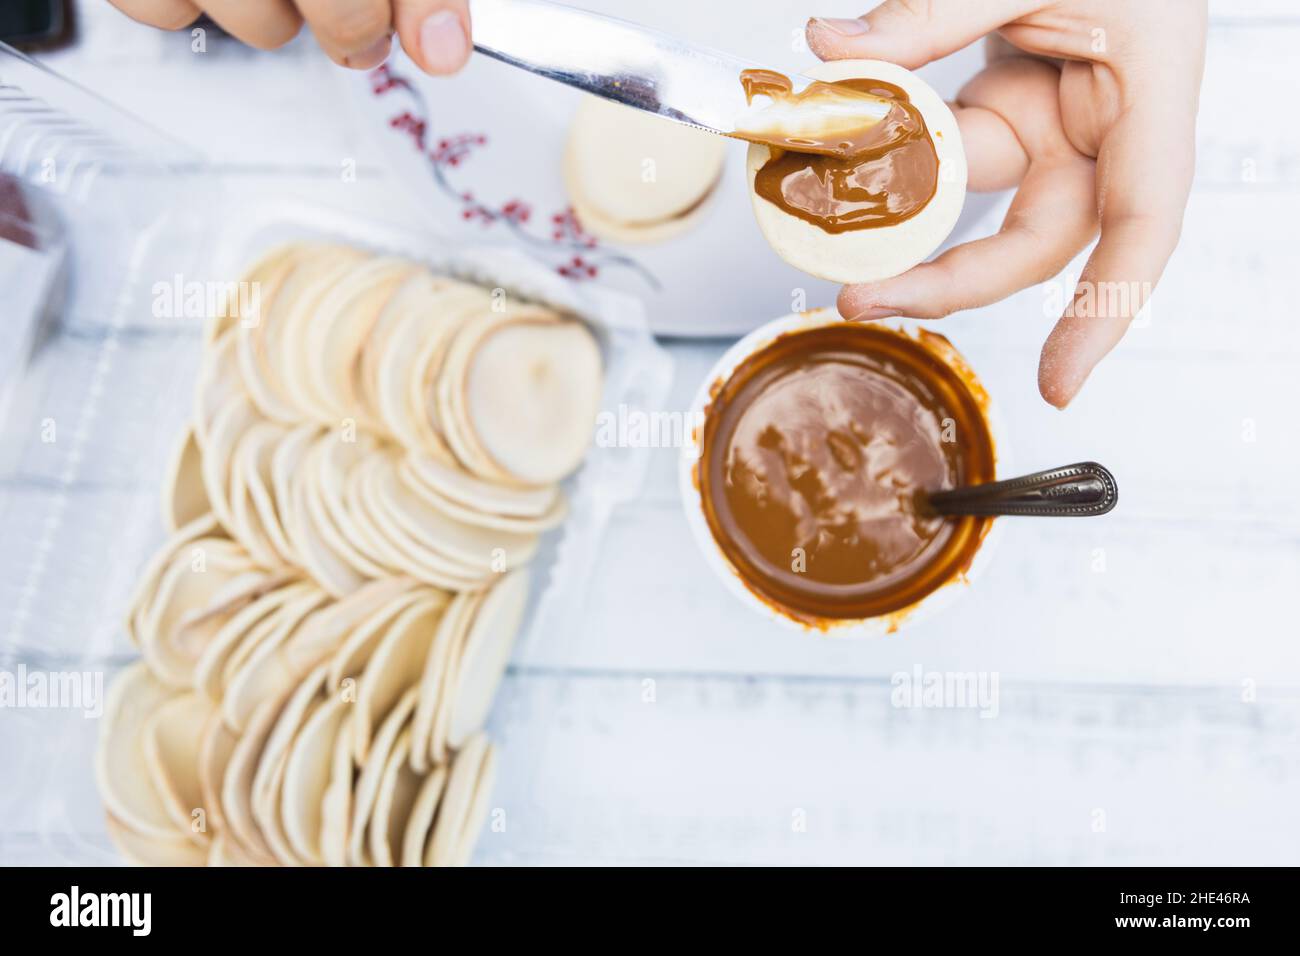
[{"xmin": 0, "ymin": 41, "xmax": 672, "ymax": 865}]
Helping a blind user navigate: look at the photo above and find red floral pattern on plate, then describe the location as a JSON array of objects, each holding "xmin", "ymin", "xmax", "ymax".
[{"xmin": 370, "ymin": 64, "xmax": 657, "ymax": 288}]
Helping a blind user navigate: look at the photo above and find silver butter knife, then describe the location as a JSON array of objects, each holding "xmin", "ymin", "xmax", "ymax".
[{"xmin": 470, "ymin": 0, "xmax": 884, "ymax": 138}]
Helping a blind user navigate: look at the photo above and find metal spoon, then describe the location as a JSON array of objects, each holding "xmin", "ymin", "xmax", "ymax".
[{"xmin": 923, "ymin": 462, "xmax": 1118, "ymax": 518}]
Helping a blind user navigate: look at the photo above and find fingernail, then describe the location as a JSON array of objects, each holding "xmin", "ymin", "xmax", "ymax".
[
  {"xmin": 846, "ymin": 306, "xmax": 900, "ymax": 322},
  {"xmin": 346, "ymin": 33, "xmax": 392, "ymax": 70},
  {"xmin": 421, "ymin": 10, "xmax": 469, "ymax": 74},
  {"xmin": 809, "ymin": 17, "xmax": 870, "ymax": 37}
]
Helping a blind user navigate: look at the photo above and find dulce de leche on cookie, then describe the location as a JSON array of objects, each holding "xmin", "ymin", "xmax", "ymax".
[{"xmin": 737, "ymin": 69, "xmax": 940, "ymax": 234}]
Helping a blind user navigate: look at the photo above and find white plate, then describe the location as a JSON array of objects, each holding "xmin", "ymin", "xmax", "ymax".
[{"xmin": 343, "ymin": 0, "xmax": 1006, "ymax": 337}]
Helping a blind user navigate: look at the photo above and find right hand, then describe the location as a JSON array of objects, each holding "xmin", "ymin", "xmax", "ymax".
[{"xmin": 109, "ymin": 0, "xmax": 474, "ymax": 75}]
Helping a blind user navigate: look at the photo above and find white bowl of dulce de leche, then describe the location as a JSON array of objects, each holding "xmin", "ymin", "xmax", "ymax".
[{"xmin": 680, "ymin": 309, "xmax": 1009, "ymax": 636}]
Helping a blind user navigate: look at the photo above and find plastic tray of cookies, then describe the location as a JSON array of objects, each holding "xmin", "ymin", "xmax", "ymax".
[{"xmin": 0, "ymin": 41, "xmax": 672, "ymax": 865}]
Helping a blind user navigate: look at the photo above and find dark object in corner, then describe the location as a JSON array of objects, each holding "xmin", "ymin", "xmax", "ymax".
[{"xmin": 0, "ymin": 0, "xmax": 74, "ymax": 51}]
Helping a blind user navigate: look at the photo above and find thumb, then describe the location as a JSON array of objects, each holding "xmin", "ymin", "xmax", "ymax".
[
  {"xmin": 806, "ymin": 0, "xmax": 1038, "ymax": 69},
  {"xmin": 394, "ymin": 0, "xmax": 472, "ymax": 76}
]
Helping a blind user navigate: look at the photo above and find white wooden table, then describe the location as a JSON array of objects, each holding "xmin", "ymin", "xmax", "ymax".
[{"xmin": 2, "ymin": 0, "xmax": 1298, "ymax": 865}]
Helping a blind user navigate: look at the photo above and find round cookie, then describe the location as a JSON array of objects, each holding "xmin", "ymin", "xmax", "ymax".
[
  {"xmin": 746, "ymin": 59, "xmax": 966, "ymax": 283},
  {"xmin": 565, "ymin": 94, "xmax": 726, "ymax": 243},
  {"xmin": 447, "ymin": 316, "xmax": 603, "ymax": 487}
]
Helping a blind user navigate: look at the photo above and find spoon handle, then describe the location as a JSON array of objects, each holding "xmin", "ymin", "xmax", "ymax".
[{"xmin": 925, "ymin": 462, "xmax": 1118, "ymax": 518}]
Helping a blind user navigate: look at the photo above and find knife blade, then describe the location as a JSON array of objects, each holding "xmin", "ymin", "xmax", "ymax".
[{"xmin": 469, "ymin": 0, "xmax": 886, "ymax": 139}]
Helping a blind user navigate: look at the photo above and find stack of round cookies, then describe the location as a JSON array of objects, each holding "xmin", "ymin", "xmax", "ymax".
[
  {"xmin": 564, "ymin": 94, "xmax": 727, "ymax": 244},
  {"xmin": 96, "ymin": 241, "xmax": 603, "ymax": 866}
]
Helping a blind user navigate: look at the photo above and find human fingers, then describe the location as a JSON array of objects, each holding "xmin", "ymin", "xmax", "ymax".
[
  {"xmin": 1037, "ymin": 99, "xmax": 1197, "ymax": 408},
  {"xmin": 840, "ymin": 56, "xmax": 1095, "ymax": 322},
  {"xmin": 295, "ymin": 0, "xmax": 394, "ymax": 69},
  {"xmin": 1035, "ymin": 2, "xmax": 1206, "ymax": 408},
  {"xmin": 108, "ymin": 0, "xmax": 202, "ymax": 31},
  {"xmin": 392, "ymin": 0, "xmax": 472, "ymax": 76},
  {"xmin": 198, "ymin": 0, "xmax": 302, "ymax": 50},
  {"xmin": 838, "ymin": 154, "xmax": 1096, "ymax": 322},
  {"xmin": 958, "ymin": 104, "xmax": 1029, "ymax": 193},
  {"xmin": 806, "ymin": 0, "xmax": 1041, "ymax": 69}
]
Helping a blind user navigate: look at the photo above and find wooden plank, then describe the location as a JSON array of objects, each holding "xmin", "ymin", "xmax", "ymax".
[
  {"xmin": 517, "ymin": 492, "xmax": 1300, "ymax": 685},
  {"xmin": 932, "ymin": 190, "xmax": 1300, "ymax": 359},
  {"xmin": 5, "ymin": 666, "xmax": 1297, "ymax": 866},
  {"xmin": 480, "ymin": 672, "xmax": 1300, "ymax": 864}
]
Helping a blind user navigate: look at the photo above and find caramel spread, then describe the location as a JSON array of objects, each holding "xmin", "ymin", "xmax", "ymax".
[
  {"xmin": 699, "ymin": 324, "xmax": 994, "ymax": 622},
  {"xmin": 739, "ymin": 69, "xmax": 939, "ymax": 234}
]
